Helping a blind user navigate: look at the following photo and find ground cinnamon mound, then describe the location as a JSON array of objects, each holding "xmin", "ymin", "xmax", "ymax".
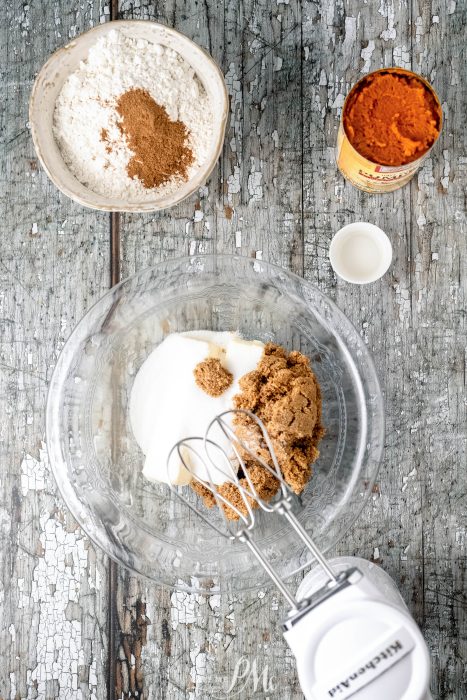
[
  {"xmin": 115, "ymin": 87, "xmax": 194, "ymax": 188},
  {"xmin": 343, "ymin": 71, "xmax": 441, "ymax": 166},
  {"xmin": 194, "ymin": 358, "xmax": 233, "ymax": 397},
  {"xmin": 193, "ymin": 343, "xmax": 325, "ymax": 520}
]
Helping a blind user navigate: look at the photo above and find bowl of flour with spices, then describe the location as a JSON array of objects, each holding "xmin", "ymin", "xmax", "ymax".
[{"xmin": 30, "ymin": 20, "xmax": 228, "ymax": 212}]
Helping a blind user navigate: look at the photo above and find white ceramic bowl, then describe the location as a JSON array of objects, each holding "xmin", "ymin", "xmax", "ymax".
[
  {"xmin": 329, "ymin": 222, "xmax": 393, "ymax": 284},
  {"xmin": 30, "ymin": 20, "xmax": 228, "ymax": 212}
]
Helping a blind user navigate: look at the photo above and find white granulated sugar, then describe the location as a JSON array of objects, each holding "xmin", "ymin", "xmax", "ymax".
[{"xmin": 53, "ymin": 30, "xmax": 214, "ymax": 201}]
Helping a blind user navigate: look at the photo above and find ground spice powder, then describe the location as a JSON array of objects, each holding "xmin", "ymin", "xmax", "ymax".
[
  {"xmin": 192, "ymin": 343, "xmax": 325, "ymax": 520},
  {"xmin": 194, "ymin": 357, "xmax": 233, "ymax": 397},
  {"xmin": 343, "ymin": 70, "xmax": 441, "ymax": 166},
  {"xmin": 115, "ymin": 87, "xmax": 194, "ymax": 188}
]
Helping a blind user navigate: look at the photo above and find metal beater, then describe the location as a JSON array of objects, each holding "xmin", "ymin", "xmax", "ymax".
[{"xmin": 167, "ymin": 410, "xmax": 432, "ymax": 700}]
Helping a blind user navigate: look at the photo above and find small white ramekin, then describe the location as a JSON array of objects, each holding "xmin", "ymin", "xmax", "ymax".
[
  {"xmin": 30, "ymin": 20, "xmax": 228, "ymax": 213},
  {"xmin": 329, "ymin": 222, "xmax": 393, "ymax": 284}
]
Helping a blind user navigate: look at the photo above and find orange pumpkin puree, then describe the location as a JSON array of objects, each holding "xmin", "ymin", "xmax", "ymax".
[{"xmin": 343, "ymin": 70, "xmax": 441, "ymax": 167}]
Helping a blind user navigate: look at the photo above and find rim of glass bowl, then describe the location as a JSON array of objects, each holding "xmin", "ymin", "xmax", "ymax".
[{"xmin": 46, "ymin": 254, "xmax": 384, "ymax": 593}]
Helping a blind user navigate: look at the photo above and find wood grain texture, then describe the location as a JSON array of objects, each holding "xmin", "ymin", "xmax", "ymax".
[
  {"xmin": 0, "ymin": 2, "xmax": 111, "ymax": 697},
  {"xmin": 112, "ymin": 1, "xmax": 466, "ymax": 699},
  {"xmin": 0, "ymin": 0, "xmax": 465, "ymax": 698},
  {"xmin": 115, "ymin": 1, "xmax": 307, "ymax": 698},
  {"xmin": 300, "ymin": 3, "xmax": 466, "ymax": 698}
]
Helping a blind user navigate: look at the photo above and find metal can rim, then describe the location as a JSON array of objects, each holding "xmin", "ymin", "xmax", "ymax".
[{"xmin": 340, "ymin": 67, "xmax": 443, "ymax": 169}]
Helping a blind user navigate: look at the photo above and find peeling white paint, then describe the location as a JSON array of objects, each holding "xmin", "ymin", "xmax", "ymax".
[
  {"xmin": 17, "ymin": 578, "xmax": 30, "ymax": 610},
  {"xmin": 249, "ymin": 38, "xmax": 262, "ymax": 55},
  {"xmin": 189, "ymin": 643, "xmax": 207, "ymax": 688},
  {"xmin": 16, "ymin": 3, "xmax": 30, "ymax": 36},
  {"xmin": 417, "ymin": 209, "xmax": 427, "ymax": 228},
  {"xmin": 450, "ymin": 68, "xmax": 459, "ymax": 87},
  {"xmin": 225, "ymin": 62, "xmax": 242, "ymax": 205},
  {"xmin": 415, "ymin": 16, "xmax": 424, "ymax": 44},
  {"xmin": 21, "ymin": 444, "xmax": 47, "ymax": 496},
  {"xmin": 441, "ymin": 150, "xmax": 451, "ymax": 190},
  {"xmin": 170, "ymin": 587, "xmax": 197, "ymax": 629},
  {"xmin": 393, "ymin": 45, "xmax": 411, "ymax": 69},
  {"xmin": 393, "ymin": 283, "xmax": 411, "ymax": 326},
  {"xmin": 209, "ymin": 594, "xmax": 221, "ymax": 611},
  {"xmin": 9, "ymin": 672, "xmax": 16, "ymax": 700},
  {"xmin": 273, "ymin": 56, "xmax": 283, "ymax": 72},
  {"xmin": 15, "ymin": 439, "xmax": 102, "ymax": 697},
  {"xmin": 342, "ymin": 17, "xmax": 357, "ymax": 60},
  {"xmin": 361, "ymin": 40, "xmax": 375, "ymax": 73},
  {"xmin": 331, "ymin": 93, "xmax": 345, "ymax": 109},
  {"xmin": 248, "ymin": 159, "xmax": 263, "ymax": 201},
  {"xmin": 227, "ymin": 166, "xmax": 241, "ymax": 198},
  {"xmin": 402, "ymin": 465, "xmax": 417, "ymax": 492},
  {"xmin": 379, "ymin": 0, "xmax": 397, "ymax": 41}
]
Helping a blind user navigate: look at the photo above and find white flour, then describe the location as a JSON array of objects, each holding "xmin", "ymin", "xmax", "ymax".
[{"xmin": 53, "ymin": 30, "xmax": 213, "ymax": 201}]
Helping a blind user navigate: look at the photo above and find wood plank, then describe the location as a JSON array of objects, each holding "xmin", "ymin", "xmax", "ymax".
[
  {"xmin": 302, "ymin": 2, "xmax": 467, "ymax": 699},
  {"xmin": 2, "ymin": 0, "xmax": 463, "ymax": 697},
  {"xmin": 411, "ymin": 2, "xmax": 467, "ymax": 696},
  {"xmin": 113, "ymin": 0, "xmax": 467, "ymax": 697},
  {"xmin": 114, "ymin": 1, "xmax": 306, "ymax": 697},
  {"xmin": 301, "ymin": 0, "xmax": 417, "ymax": 589},
  {"xmin": 0, "ymin": 2, "xmax": 110, "ymax": 697}
]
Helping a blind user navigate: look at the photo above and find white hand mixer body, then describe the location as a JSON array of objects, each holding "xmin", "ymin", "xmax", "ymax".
[
  {"xmin": 167, "ymin": 410, "xmax": 432, "ymax": 700},
  {"xmin": 284, "ymin": 558, "xmax": 431, "ymax": 700}
]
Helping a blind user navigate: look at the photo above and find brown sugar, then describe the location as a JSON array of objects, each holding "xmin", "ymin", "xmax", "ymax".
[
  {"xmin": 192, "ymin": 343, "xmax": 325, "ymax": 520},
  {"xmin": 115, "ymin": 87, "xmax": 194, "ymax": 188},
  {"xmin": 343, "ymin": 70, "xmax": 441, "ymax": 166},
  {"xmin": 194, "ymin": 357, "xmax": 233, "ymax": 397}
]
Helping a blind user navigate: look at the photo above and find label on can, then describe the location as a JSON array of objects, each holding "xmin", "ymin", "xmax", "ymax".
[{"xmin": 337, "ymin": 125, "xmax": 422, "ymax": 193}]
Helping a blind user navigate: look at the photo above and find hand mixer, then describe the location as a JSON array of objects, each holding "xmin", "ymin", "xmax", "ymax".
[{"xmin": 167, "ymin": 409, "xmax": 432, "ymax": 700}]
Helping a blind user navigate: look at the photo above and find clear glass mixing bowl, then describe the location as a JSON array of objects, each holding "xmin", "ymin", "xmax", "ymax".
[{"xmin": 46, "ymin": 255, "xmax": 384, "ymax": 594}]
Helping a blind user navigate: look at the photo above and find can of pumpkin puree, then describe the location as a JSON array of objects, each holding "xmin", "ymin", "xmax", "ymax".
[{"xmin": 337, "ymin": 68, "xmax": 442, "ymax": 193}]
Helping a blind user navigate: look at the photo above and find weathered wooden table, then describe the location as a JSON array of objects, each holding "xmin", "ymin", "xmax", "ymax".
[{"xmin": 1, "ymin": 1, "xmax": 466, "ymax": 698}]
